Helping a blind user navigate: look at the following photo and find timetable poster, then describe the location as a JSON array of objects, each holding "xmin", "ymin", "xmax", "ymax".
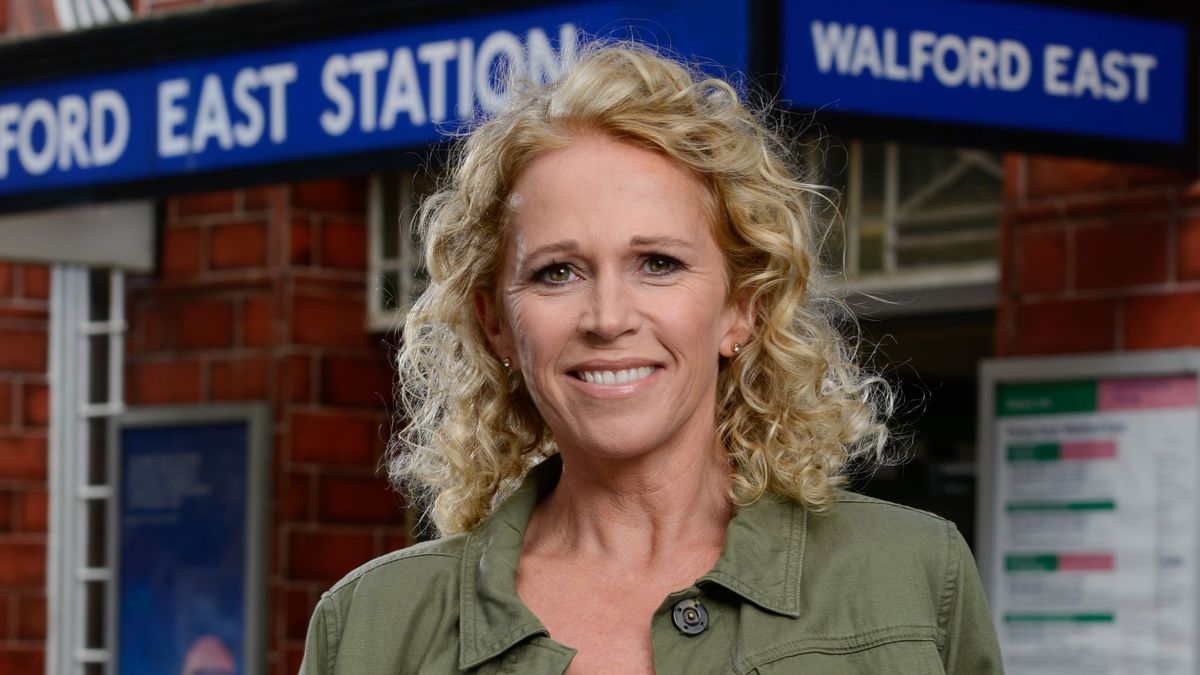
[
  {"xmin": 117, "ymin": 421, "xmax": 250, "ymax": 675},
  {"xmin": 991, "ymin": 375, "xmax": 1200, "ymax": 674}
]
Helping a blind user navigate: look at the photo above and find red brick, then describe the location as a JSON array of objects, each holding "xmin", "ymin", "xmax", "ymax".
[
  {"xmin": 1027, "ymin": 157, "xmax": 1182, "ymax": 199},
  {"xmin": 286, "ymin": 354, "xmax": 312, "ymax": 403},
  {"xmin": 290, "ymin": 412, "xmax": 378, "ymax": 465},
  {"xmin": 0, "ymin": 330, "xmax": 47, "ymax": 372},
  {"xmin": 1061, "ymin": 190, "xmax": 1173, "ymax": 220},
  {"xmin": 16, "ymin": 594, "xmax": 44, "ymax": 639},
  {"xmin": 0, "ymin": 489, "xmax": 11, "ymax": 531},
  {"xmin": 0, "ymin": 262, "xmax": 11, "ymax": 296},
  {"xmin": 318, "ymin": 475, "xmax": 403, "ymax": 524},
  {"xmin": 243, "ymin": 186, "xmax": 277, "ymax": 211},
  {"xmin": 1017, "ymin": 299, "xmax": 1115, "ymax": 355},
  {"xmin": 1184, "ymin": 180, "xmax": 1200, "ymax": 206},
  {"xmin": 291, "ymin": 218, "xmax": 314, "ymax": 265},
  {"xmin": 0, "ymin": 649, "xmax": 42, "ymax": 674},
  {"xmin": 288, "ymin": 530, "xmax": 374, "ymax": 581},
  {"xmin": 20, "ymin": 265, "xmax": 49, "ymax": 299},
  {"xmin": 321, "ymin": 356, "xmax": 393, "ymax": 408},
  {"xmin": 210, "ymin": 358, "xmax": 269, "ymax": 401},
  {"xmin": 178, "ymin": 301, "xmax": 234, "ymax": 349},
  {"xmin": 0, "ymin": 595, "xmax": 9, "ymax": 636},
  {"xmin": 176, "ymin": 190, "xmax": 236, "ymax": 216},
  {"xmin": 0, "ymin": 436, "xmax": 46, "ymax": 480},
  {"xmin": 286, "ymin": 647, "xmax": 304, "ymax": 675},
  {"xmin": 131, "ymin": 360, "xmax": 203, "ymax": 404},
  {"xmin": 283, "ymin": 470, "xmax": 311, "ymax": 520},
  {"xmin": 211, "ymin": 221, "xmax": 268, "ymax": 269},
  {"xmin": 0, "ymin": 542, "xmax": 44, "ymax": 586},
  {"xmin": 284, "ymin": 587, "xmax": 314, "ymax": 640},
  {"xmin": 162, "ymin": 227, "xmax": 204, "ymax": 279},
  {"xmin": 22, "ymin": 383, "xmax": 48, "ymax": 427},
  {"xmin": 293, "ymin": 178, "xmax": 366, "ymax": 213},
  {"xmin": 242, "ymin": 296, "xmax": 274, "ymax": 347},
  {"xmin": 383, "ymin": 529, "xmax": 411, "ymax": 554},
  {"xmin": 1016, "ymin": 229, "xmax": 1067, "ymax": 293},
  {"xmin": 320, "ymin": 218, "xmax": 367, "ymax": 270},
  {"xmin": 1124, "ymin": 292, "xmax": 1200, "ymax": 350},
  {"xmin": 16, "ymin": 489, "xmax": 47, "ymax": 532},
  {"xmin": 0, "ymin": 381, "xmax": 11, "ymax": 427},
  {"xmin": 292, "ymin": 295, "xmax": 368, "ymax": 349},
  {"xmin": 1181, "ymin": 218, "xmax": 1200, "ymax": 281},
  {"xmin": 1074, "ymin": 222, "xmax": 1168, "ymax": 290}
]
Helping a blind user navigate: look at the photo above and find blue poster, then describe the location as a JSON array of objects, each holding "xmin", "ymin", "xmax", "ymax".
[{"xmin": 118, "ymin": 422, "xmax": 249, "ymax": 675}]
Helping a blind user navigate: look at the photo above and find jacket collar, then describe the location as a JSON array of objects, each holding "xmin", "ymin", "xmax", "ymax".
[{"xmin": 457, "ymin": 455, "xmax": 807, "ymax": 669}]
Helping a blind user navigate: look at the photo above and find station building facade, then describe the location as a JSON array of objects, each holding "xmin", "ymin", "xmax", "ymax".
[{"xmin": 0, "ymin": 0, "xmax": 1195, "ymax": 673}]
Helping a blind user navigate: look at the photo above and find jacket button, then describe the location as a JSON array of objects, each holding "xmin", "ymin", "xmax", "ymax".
[{"xmin": 671, "ymin": 598, "xmax": 709, "ymax": 635}]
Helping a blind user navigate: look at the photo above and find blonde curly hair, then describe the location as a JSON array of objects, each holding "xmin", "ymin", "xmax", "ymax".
[{"xmin": 388, "ymin": 42, "xmax": 891, "ymax": 536}]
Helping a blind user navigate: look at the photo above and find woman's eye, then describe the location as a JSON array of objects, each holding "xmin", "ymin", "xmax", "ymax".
[
  {"xmin": 643, "ymin": 255, "xmax": 681, "ymax": 275},
  {"xmin": 536, "ymin": 263, "xmax": 576, "ymax": 284}
]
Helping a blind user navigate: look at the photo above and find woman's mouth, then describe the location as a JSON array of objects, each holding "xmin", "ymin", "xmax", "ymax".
[{"xmin": 572, "ymin": 366, "xmax": 656, "ymax": 385}]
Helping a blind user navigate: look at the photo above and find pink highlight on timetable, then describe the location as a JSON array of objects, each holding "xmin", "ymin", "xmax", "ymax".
[
  {"xmin": 1059, "ymin": 441, "xmax": 1116, "ymax": 460},
  {"xmin": 1058, "ymin": 553, "xmax": 1115, "ymax": 571},
  {"xmin": 1098, "ymin": 376, "xmax": 1198, "ymax": 411}
]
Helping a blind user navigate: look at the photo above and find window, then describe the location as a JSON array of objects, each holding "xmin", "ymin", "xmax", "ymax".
[
  {"xmin": 367, "ymin": 170, "xmax": 436, "ymax": 332},
  {"xmin": 49, "ymin": 267, "xmax": 126, "ymax": 675},
  {"xmin": 817, "ymin": 140, "xmax": 1003, "ymax": 308}
]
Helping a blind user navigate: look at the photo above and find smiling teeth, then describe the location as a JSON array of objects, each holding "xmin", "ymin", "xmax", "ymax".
[{"xmin": 578, "ymin": 366, "xmax": 654, "ymax": 385}]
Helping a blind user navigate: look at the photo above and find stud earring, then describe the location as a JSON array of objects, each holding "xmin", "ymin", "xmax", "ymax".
[
  {"xmin": 501, "ymin": 358, "xmax": 512, "ymax": 370},
  {"xmin": 731, "ymin": 342, "xmax": 742, "ymax": 355}
]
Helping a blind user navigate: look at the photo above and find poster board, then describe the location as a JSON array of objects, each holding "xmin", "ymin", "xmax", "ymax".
[
  {"xmin": 111, "ymin": 405, "xmax": 269, "ymax": 675},
  {"xmin": 978, "ymin": 350, "xmax": 1200, "ymax": 674}
]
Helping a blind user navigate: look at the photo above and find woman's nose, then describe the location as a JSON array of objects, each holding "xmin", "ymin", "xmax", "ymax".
[{"xmin": 581, "ymin": 273, "xmax": 637, "ymax": 340}]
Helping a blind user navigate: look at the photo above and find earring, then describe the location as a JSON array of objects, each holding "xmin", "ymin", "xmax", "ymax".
[
  {"xmin": 501, "ymin": 358, "xmax": 512, "ymax": 370},
  {"xmin": 731, "ymin": 342, "xmax": 742, "ymax": 355}
]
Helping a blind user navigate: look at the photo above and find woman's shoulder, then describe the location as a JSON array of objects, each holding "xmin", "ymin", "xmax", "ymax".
[{"xmin": 321, "ymin": 532, "xmax": 469, "ymax": 605}]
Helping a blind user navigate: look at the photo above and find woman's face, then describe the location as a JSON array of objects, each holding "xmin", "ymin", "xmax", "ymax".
[{"xmin": 476, "ymin": 133, "xmax": 747, "ymax": 462}]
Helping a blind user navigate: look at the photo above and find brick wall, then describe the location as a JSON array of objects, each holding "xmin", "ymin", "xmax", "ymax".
[
  {"xmin": 0, "ymin": 263, "xmax": 50, "ymax": 674},
  {"xmin": 126, "ymin": 178, "xmax": 408, "ymax": 675},
  {"xmin": 998, "ymin": 155, "xmax": 1200, "ymax": 356}
]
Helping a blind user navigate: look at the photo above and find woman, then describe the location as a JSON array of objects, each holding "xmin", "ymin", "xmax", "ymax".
[{"xmin": 301, "ymin": 43, "xmax": 1002, "ymax": 674}]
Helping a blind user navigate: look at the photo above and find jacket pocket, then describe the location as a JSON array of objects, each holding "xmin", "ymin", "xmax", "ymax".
[{"xmin": 750, "ymin": 635, "xmax": 944, "ymax": 675}]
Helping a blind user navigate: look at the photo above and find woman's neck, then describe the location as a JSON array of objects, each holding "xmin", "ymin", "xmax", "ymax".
[{"xmin": 523, "ymin": 440, "xmax": 733, "ymax": 568}]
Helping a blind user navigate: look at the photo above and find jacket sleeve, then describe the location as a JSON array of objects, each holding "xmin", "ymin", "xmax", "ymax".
[
  {"xmin": 299, "ymin": 593, "xmax": 340, "ymax": 675},
  {"xmin": 939, "ymin": 522, "xmax": 1004, "ymax": 674}
]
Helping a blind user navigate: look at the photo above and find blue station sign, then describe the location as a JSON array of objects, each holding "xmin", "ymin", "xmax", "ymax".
[
  {"xmin": 782, "ymin": 0, "xmax": 1191, "ymax": 151},
  {"xmin": 0, "ymin": 0, "xmax": 747, "ymax": 202}
]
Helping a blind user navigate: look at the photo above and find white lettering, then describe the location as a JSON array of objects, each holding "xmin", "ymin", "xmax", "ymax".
[
  {"xmin": 259, "ymin": 62, "xmax": 297, "ymax": 142},
  {"xmin": 476, "ymin": 30, "xmax": 524, "ymax": 113},
  {"xmin": 1072, "ymin": 48, "xmax": 1104, "ymax": 99},
  {"xmin": 998, "ymin": 40, "xmax": 1030, "ymax": 91},
  {"xmin": 232, "ymin": 67, "xmax": 264, "ymax": 146},
  {"xmin": 90, "ymin": 89, "xmax": 128, "ymax": 167},
  {"xmin": 849, "ymin": 25, "xmax": 882, "ymax": 78},
  {"xmin": 320, "ymin": 55, "xmax": 354, "ymax": 136},
  {"xmin": 349, "ymin": 49, "xmax": 389, "ymax": 132},
  {"xmin": 192, "ymin": 74, "xmax": 234, "ymax": 152},
  {"xmin": 0, "ymin": 105, "xmax": 18, "ymax": 178},
  {"xmin": 158, "ymin": 78, "xmax": 190, "ymax": 157},
  {"xmin": 418, "ymin": 40, "xmax": 457, "ymax": 123},
  {"xmin": 967, "ymin": 37, "xmax": 997, "ymax": 88},
  {"xmin": 1128, "ymin": 53, "xmax": 1156, "ymax": 103},
  {"xmin": 909, "ymin": 31, "xmax": 936, "ymax": 82},
  {"xmin": 1044, "ymin": 44, "xmax": 1072, "ymax": 97},
  {"xmin": 811, "ymin": 21, "xmax": 856, "ymax": 74},
  {"xmin": 932, "ymin": 34, "xmax": 969, "ymax": 87},
  {"xmin": 57, "ymin": 94, "xmax": 90, "ymax": 170},
  {"xmin": 1101, "ymin": 50, "xmax": 1129, "ymax": 102},
  {"xmin": 457, "ymin": 38, "xmax": 475, "ymax": 118},
  {"xmin": 380, "ymin": 47, "xmax": 426, "ymax": 129},
  {"xmin": 17, "ymin": 99, "xmax": 56, "ymax": 176},
  {"xmin": 881, "ymin": 29, "xmax": 907, "ymax": 81}
]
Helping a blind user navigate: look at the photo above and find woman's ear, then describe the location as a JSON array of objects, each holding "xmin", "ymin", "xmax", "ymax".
[
  {"xmin": 474, "ymin": 289, "xmax": 515, "ymax": 363},
  {"xmin": 720, "ymin": 288, "xmax": 755, "ymax": 357}
]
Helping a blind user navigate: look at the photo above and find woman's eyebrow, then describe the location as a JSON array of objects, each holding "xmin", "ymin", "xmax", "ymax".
[
  {"xmin": 630, "ymin": 235, "xmax": 696, "ymax": 250},
  {"xmin": 525, "ymin": 240, "xmax": 579, "ymax": 259}
]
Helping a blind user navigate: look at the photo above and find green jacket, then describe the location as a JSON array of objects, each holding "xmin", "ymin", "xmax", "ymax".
[{"xmin": 301, "ymin": 457, "xmax": 1003, "ymax": 674}]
